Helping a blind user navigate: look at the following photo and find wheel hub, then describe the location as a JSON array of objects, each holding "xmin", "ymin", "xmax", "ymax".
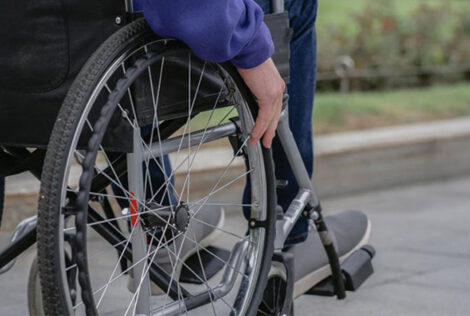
[
  {"xmin": 141, "ymin": 202, "xmax": 190, "ymax": 233},
  {"xmin": 173, "ymin": 204, "xmax": 190, "ymax": 233}
]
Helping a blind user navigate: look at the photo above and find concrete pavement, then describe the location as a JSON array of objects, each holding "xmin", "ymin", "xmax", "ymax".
[
  {"xmin": 1, "ymin": 176, "xmax": 470, "ymax": 315},
  {"xmin": 296, "ymin": 176, "xmax": 470, "ymax": 316}
]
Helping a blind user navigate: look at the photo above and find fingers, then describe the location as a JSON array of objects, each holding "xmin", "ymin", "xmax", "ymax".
[
  {"xmin": 237, "ymin": 57, "xmax": 286, "ymax": 148},
  {"xmin": 262, "ymin": 109, "xmax": 280, "ymax": 148},
  {"xmin": 250, "ymin": 104, "xmax": 273, "ymax": 145},
  {"xmin": 262, "ymin": 95, "xmax": 283, "ymax": 148},
  {"xmin": 250, "ymin": 94, "xmax": 283, "ymax": 148},
  {"xmin": 261, "ymin": 120, "xmax": 277, "ymax": 148}
]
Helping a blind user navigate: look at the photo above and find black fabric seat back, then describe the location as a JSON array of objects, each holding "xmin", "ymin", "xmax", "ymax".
[{"xmin": 0, "ymin": 0, "xmax": 124, "ymax": 148}]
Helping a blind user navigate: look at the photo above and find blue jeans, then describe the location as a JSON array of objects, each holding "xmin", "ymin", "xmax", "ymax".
[{"xmin": 250, "ymin": 0, "xmax": 318, "ymax": 245}]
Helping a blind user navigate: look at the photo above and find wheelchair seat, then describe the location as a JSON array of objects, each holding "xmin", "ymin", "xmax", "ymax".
[{"xmin": 0, "ymin": 0, "xmax": 124, "ymax": 148}]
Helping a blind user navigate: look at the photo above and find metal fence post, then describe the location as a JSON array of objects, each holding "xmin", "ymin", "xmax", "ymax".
[{"xmin": 335, "ymin": 55, "xmax": 355, "ymax": 98}]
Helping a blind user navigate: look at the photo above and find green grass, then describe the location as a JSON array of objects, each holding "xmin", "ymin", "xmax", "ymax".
[
  {"xmin": 317, "ymin": 0, "xmax": 470, "ymax": 26},
  {"xmin": 188, "ymin": 107, "xmax": 238, "ymax": 132},
  {"xmin": 316, "ymin": 0, "xmax": 470, "ymax": 36},
  {"xmin": 188, "ymin": 84, "xmax": 470, "ymax": 136},
  {"xmin": 314, "ymin": 83, "xmax": 470, "ymax": 134}
]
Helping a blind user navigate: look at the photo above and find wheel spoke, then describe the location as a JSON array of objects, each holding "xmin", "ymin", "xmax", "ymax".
[
  {"xmin": 73, "ymin": 229, "xmax": 184, "ymax": 310},
  {"xmin": 190, "ymin": 167, "xmax": 253, "ymax": 220},
  {"xmin": 189, "ymin": 216, "xmax": 254, "ymax": 244}
]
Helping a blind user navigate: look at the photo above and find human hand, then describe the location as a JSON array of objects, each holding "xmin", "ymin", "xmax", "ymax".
[{"xmin": 237, "ymin": 58, "xmax": 286, "ymax": 148}]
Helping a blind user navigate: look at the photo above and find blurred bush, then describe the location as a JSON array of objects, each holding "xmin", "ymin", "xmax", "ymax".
[{"xmin": 317, "ymin": 0, "xmax": 470, "ymax": 90}]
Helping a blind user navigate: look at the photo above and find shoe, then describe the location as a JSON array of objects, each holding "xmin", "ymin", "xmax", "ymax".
[
  {"xmin": 128, "ymin": 205, "xmax": 225, "ymax": 295},
  {"xmin": 289, "ymin": 210, "xmax": 371, "ymax": 297}
]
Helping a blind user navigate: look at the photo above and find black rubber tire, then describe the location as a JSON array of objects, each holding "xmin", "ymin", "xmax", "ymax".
[
  {"xmin": 37, "ymin": 18, "xmax": 276, "ymax": 315},
  {"xmin": 28, "ymin": 256, "xmax": 45, "ymax": 316},
  {"xmin": 0, "ymin": 176, "xmax": 4, "ymax": 227}
]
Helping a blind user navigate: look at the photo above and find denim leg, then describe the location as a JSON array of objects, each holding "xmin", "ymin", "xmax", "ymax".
[
  {"xmin": 111, "ymin": 125, "xmax": 177, "ymax": 209},
  {"xmin": 247, "ymin": 0, "xmax": 318, "ymax": 246}
]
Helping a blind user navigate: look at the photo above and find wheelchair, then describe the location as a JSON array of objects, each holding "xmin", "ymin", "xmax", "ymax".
[{"xmin": 0, "ymin": 0, "xmax": 375, "ymax": 315}]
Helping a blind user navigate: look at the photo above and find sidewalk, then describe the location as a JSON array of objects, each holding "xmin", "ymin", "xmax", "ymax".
[
  {"xmin": 296, "ymin": 175, "xmax": 470, "ymax": 316},
  {"xmin": 4, "ymin": 116, "xmax": 470, "ymax": 230},
  {"xmin": 1, "ymin": 176, "xmax": 470, "ymax": 315}
]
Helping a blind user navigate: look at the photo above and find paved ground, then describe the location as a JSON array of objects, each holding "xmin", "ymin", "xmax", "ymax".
[
  {"xmin": 296, "ymin": 176, "xmax": 470, "ymax": 316},
  {"xmin": 1, "ymin": 176, "xmax": 470, "ymax": 315}
]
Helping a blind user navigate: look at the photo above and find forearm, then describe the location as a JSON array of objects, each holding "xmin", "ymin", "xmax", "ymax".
[{"xmin": 138, "ymin": 0, "xmax": 274, "ymax": 68}]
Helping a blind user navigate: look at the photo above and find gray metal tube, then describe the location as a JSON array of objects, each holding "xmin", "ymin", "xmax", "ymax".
[
  {"xmin": 144, "ymin": 122, "xmax": 237, "ymax": 160},
  {"xmin": 276, "ymin": 109, "xmax": 319, "ymax": 207},
  {"xmin": 274, "ymin": 189, "xmax": 311, "ymax": 249},
  {"xmin": 151, "ymin": 240, "xmax": 248, "ymax": 316},
  {"xmin": 211, "ymin": 240, "xmax": 248, "ymax": 299},
  {"xmin": 128, "ymin": 128, "xmax": 151, "ymax": 315},
  {"xmin": 125, "ymin": 0, "xmax": 134, "ymax": 13},
  {"xmin": 0, "ymin": 215, "xmax": 37, "ymax": 274},
  {"xmin": 271, "ymin": 0, "xmax": 285, "ymax": 13}
]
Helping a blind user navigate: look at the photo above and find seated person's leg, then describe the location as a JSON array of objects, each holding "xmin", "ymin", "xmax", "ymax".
[
  {"xmin": 110, "ymin": 124, "xmax": 177, "ymax": 207},
  {"xmin": 140, "ymin": 126, "xmax": 176, "ymax": 205},
  {"xmin": 244, "ymin": 0, "xmax": 318, "ymax": 246},
  {"xmin": 145, "ymin": 155, "xmax": 177, "ymax": 206}
]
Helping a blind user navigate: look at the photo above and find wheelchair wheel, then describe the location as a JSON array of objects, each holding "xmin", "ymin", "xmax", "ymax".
[
  {"xmin": 257, "ymin": 261, "xmax": 293, "ymax": 316},
  {"xmin": 37, "ymin": 19, "xmax": 276, "ymax": 315}
]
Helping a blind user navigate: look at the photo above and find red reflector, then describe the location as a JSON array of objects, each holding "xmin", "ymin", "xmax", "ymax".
[{"xmin": 129, "ymin": 192, "xmax": 138, "ymax": 227}]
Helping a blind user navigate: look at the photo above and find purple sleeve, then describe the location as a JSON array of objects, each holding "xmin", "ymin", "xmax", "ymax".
[{"xmin": 136, "ymin": 0, "xmax": 274, "ymax": 69}]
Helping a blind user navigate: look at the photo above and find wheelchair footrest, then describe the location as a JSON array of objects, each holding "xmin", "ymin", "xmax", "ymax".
[
  {"xmin": 179, "ymin": 246, "xmax": 231, "ymax": 284},
  {"xmin": 306, "ymin": 245, "xmax": 375, "ymax": 297}
]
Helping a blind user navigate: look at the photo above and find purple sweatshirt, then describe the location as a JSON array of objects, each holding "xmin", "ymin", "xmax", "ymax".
[{"xmin": 133, "ymin": 0, "xmax": 274, "ymax": 69}]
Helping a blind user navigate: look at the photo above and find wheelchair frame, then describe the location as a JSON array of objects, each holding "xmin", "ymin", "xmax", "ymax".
[{"xmin": 0, "ymin": 0, "xmax": 349, "ymax": 314}]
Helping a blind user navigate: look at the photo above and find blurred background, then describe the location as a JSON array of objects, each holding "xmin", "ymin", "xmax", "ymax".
[
  {"xmin": 299, "ymin": 1, "xmax": 470, "ymax": 314},
  {"xmin": 314, "ymin": 0, "xmax": 470, "ymax": 134}
]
